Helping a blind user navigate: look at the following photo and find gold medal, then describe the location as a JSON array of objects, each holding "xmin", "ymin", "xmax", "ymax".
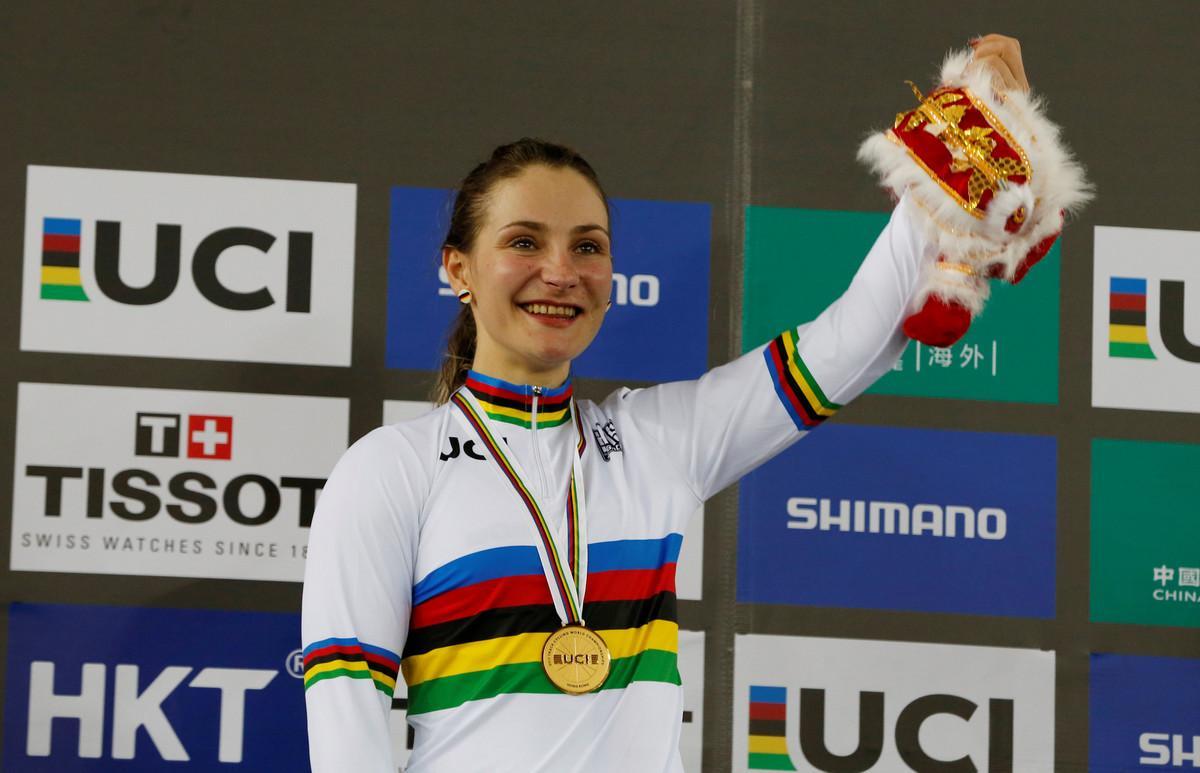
[{"xmin": 541, "ymin": 624, "xmax": 611, "ymax": 695}]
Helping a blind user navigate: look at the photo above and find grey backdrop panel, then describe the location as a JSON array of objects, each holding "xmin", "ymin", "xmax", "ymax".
[{"xmin": 2, "ymin": 1, "xmax": 1198, "ymax": 771}]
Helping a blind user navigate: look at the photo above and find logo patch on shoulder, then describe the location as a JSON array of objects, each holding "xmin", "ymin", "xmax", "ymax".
[{"xmin": 591, "ymin": 420, "xmax": 623, "ymax": 461}]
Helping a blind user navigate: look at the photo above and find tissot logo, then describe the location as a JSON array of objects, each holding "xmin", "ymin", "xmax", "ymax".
[
  {"xmin": 136, "ymin": 413, "xmax": 234, "ymax": 460},
  {"xmin": 22, "ymin": 166, "xmax": 355, "ymax": 366},
  {"xmin": 734, "ymin": 635, "xmax": 1055, "ymax": 773},
  {"xmin": 11, "ymin": 383, "xmax": 348, "ymax": 582},
  {"xmin": 3, "ymin": 603, "xmax": 308, "ymax": 771},
  {"xmin": 1094, "ymin": 226, "xmax": 1200, "ymax": 414}
]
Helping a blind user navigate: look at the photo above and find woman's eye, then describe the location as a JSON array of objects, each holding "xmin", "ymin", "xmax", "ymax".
[
  {"xmin": 576, "ymin": 241, "xmax": 603, "ymax": 255},
  {"xmin": 509, "ymin": 237, "xmax": 537, "ymax": 250}
]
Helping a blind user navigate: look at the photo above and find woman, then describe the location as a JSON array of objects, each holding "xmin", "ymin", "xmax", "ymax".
[{"xmin": 302, "ymin": 36, "xmax": 1077, "ymax": 772}]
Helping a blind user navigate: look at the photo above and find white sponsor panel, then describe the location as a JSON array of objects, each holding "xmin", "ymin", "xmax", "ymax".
[
  {"xmin": 382, "ymin": 399, "xmax": 703, "ymax": 601},
  {"xmin": 732, "ymin": 634, "xmax": 1055, "ymax": 772},
  {"xmin": 22, "ymin": 165, "xmax": 356, "ymax": 365},
  {"xmin": 1093, "ymin": 225, "xmax": 1200, "ymax": 413},
  {"xmin": 387, "ymin": 630, "xmax": 704, "ymax": 772},
  {"xmin": 11, "ymin": 383, "xmax": 348, "ymax": 581}
]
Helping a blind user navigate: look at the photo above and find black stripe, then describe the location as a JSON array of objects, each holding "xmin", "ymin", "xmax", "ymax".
[
  {"xmin": 304, "ymin": 651, "xmax": 399, "ymax": 680},
  {"xmin": 749, "ymin": 718, "xmax": 786, "ymax": 736},
  {"xmin": 770, "ymin": 336, "xmax": 823, "ymax": 425},
  {"xmin": 403, "ymin": 590, "xmax": 677, "ymax": 659},
  {"xmin": 1109, "ymin": 309, "xmax": 1145, "ymax": 326},
  {"xmin": 41, "ymin": 250, "xmax": 81, "ymax": 267}
]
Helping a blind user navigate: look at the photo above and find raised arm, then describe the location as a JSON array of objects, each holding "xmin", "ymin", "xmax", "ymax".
[
  {"xmin": 301, "ymin": 427, "xmax": 425, "ymax": 773},
  {"xmin": 604, "ymin": 37, "xmax": 1089, "ymax": 504}
]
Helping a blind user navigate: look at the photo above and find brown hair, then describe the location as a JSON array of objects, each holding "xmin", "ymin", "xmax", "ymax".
[{"xmin": 430, "ymin": 138, "xmax": 610, "ymax": 405}]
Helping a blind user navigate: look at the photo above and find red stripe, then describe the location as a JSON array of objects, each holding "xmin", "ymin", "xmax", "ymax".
[
  {"xmin": 303, "ymin": 644, "xmax": 399, "ymax": 670},
  {"xmin": 768, "ymin": 339, "xmax": 819, "ymax": 427},
  {"xmin": 412, "ymin": 573, "xmax": 552, "ymax": 628},
  {"xmin": 585, "ymin": 565, "xmax": 677, "ymax": 602},
  {"xmin": 465, "ymin": 378, "xmax": 572, "ymax": 409},
  {"xmin": 43, "ymin": 234, "xmax": 81, "ymax": 252},
  {"xmin": 1110, "ymin": 293, "xmax": 1146, "ymax": 312},
  {"xmin": 750, "ymin": 702, "xmax": 786, "ymax": 721}
]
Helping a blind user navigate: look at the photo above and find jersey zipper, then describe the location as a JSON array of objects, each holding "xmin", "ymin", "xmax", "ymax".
[{"xmin": 531, "ymin": 386, "xmax": 548, "ymax": 500}]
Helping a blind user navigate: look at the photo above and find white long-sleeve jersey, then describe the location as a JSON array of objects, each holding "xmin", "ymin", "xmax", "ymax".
[{"xmin": 302, "ymin": 196, "xmax": 926, "ymax": 772}]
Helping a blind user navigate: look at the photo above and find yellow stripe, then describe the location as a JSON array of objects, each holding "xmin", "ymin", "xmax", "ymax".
[
  {"xmin": 305, "ymin": 659, "xmax": 397, "ymax": 690},
  {"xmin": 41, "ymin": 266, "xmax": 82, "ymax": 286},
  {"xmin": 780, "ymin": 331, "xmax": 836, "ymax": 417},
  {"xmin": 1109, "ymin": 324, "xmax": 1149, "ymax": 344},
  {"xmin": 748, "ymin": 735, "xmax": 789, "ymax": 755},
  {"xmin": 480, "ymin": 400, "xmax": 568, "ymax": 424},
  {"xmin": 403, "ymin": 619, "xmax": 678, "ymax": 686}
]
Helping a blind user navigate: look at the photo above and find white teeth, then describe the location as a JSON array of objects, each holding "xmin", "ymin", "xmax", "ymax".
[{"xmin": 522, "ymin": 303, "xmax": 577, "ymax": 318}]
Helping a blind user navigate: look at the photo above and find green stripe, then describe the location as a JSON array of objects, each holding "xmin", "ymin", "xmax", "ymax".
[
  {"xmin": 482, "ymin": 409, "xmax": 571, "ymax": 429},
  {"xmin": 785, "ymin": 332, "xmax": 841, "ymax": 410},
  {"xmin": 407, "ymin": 648, "xmax": 680, "ymax": 715},
  {"xmin": 748, "ymin": 752, "xmax": 797, "ymax": 770},
  {"xmin": 1109, "ymin": 342, "xmax": 1156, "ymax": 359},
  {"xmin": 304, "ymin": 667, "xmax": 394, "ymax": 695},
  {"xmin": 40, "ymin": 284, "xmax": 89, "ymax": 301}
]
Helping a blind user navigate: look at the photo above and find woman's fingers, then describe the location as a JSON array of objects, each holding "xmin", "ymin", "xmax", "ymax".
[{"xmin": 970, "ymin": 34, "xmax": 1030, "ymax": 93}]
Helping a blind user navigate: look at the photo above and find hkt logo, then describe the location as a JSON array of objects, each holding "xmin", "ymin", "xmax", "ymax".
[
  {"xmin": 1108, "ymin": 276, "xmax": 1200, "ymax": 362},
  {"xmin": 38, "ymin": 215, "xmax": 314, "ymax": 311},
  {"xmin": 746, "ymin": 685, "xmax": 1015, "ymax": 773},
  {"xmin": 136, "ymin": 413, "xmax": 234, "ymax": 460},
  {"xmin": 785, "ymin": 497, "xmax": 1007, "ymax": 540},
  {"xmin": 26, "ymin": 661, "xmax": 276, "ymax": 763}
]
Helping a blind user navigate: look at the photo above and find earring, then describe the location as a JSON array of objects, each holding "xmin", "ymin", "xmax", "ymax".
[
  {"xmin": 457, "ymin": 289, "xmax": 472, "ymax": 304},
  {"xmin": 605, "ymin": 300, "xmax": 612, "ymax": 310}
]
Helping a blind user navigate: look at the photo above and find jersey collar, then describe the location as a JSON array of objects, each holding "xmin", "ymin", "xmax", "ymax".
[{"xmin": 463, "ymin": 369, "xmax": 573, "ymax": 429}]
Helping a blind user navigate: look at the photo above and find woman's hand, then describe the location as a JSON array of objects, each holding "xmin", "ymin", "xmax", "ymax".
[{"xmin": 969, "ymin": 33, "xmax": 1030, "ymax": 93}]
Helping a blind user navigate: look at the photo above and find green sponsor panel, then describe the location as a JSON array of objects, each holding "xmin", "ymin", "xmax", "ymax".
[
  {"xmin": 743, "ymin": 206, "xmax": 1060, "ymax": 403},
  {"xmin": 1091, "ymin": 438, "xmax": 1200, "ymax": 628}
]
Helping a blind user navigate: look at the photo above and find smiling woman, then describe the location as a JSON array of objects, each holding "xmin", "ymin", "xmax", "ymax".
[{"xmin": 300, "ymin": 37, "xmax": 1088, "ymax": 773}]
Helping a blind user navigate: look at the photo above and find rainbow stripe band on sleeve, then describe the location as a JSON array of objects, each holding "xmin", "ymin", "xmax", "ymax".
[
  {"xmin": 763, "ymin": 329, "xmax": 840, "ymax": 431},
  {"xmin": 302, "ymin": 637, "xmax": 401, "ymax": 696}
]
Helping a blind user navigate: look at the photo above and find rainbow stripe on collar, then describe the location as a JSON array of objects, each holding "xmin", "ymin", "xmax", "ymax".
[{"xmin": 464, "ymin": 370, "xmax": 573, "ymax": 429}]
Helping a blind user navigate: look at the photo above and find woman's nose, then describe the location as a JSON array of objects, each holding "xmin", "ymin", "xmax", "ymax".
[{"xmin": 542, "ymin": 247, "xmax": 580, "ymax": 288}]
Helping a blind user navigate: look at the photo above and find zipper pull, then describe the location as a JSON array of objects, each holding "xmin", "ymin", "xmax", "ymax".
[{"xmin": 531, "ymin": 386, "xmax": 540, "ymax": 428}]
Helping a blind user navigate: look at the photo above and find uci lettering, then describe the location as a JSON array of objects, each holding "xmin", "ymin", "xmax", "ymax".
[
  {"xmin": 796, "ymin": 689, "xmax": 1014, "ymax": 773},
  {"xmin": 92, "ymin": 221, "xmax": 313, "ymax": 310},
  {"xmin": 25, "ymin": 661, "xmax": 275, "ymax": 762},
  {"xmin": 25, "ymin": 465, "xmax": 324, "ymax": 527},
  {"xmin": 1160, "ymin": 280, "xmax": 1200, "ymax": 363},
  {"xmin": 439, "ymin": 436, "xmax": 486, "ymax": 461}
]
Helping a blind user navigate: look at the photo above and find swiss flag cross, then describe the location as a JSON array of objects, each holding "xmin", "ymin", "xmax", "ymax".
[{"xmin": 187, "ymin": 415, "xmax": 233, "ymax": 460}]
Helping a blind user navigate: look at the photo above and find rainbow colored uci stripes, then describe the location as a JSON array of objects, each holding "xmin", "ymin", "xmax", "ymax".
[
  {"xmin": 763, "ymin": 329, "xmax": 840, "ymax": 431},
  {"xmin": 1108, "ymin": 277, "xmax": 1155, "ymax": 359},
  {"xmin": 40, "ymin": 218, "xmax": 88, "ymax": 301},
  {"xmin": 748, "ymin": 685, "xmax": 796, "ymax": 770},
  {"xmin": 303, "ymin": 637, "xmax": 400, "ymax": 696}
]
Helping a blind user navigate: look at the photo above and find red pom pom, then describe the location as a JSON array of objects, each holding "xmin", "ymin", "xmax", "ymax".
[
  {"xmin": 903, "ymin": 295, "xmax": 972, "ymax": 347},
  {"xmin": 1011, "ymin": 230, "xmax": 1060, "ymax": 285}
]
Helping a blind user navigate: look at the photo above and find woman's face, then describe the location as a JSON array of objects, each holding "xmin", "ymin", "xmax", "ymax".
[{"xmin": 445, "ymin": 164, "xmax": 613, "ymax": 381}]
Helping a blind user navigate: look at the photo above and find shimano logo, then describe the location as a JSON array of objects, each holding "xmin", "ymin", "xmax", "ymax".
[
  {"xmin": 785, "ymin": 497, "xmax": 1007, "ymax": 540},
  {"xmin": 1140, "ymin": 732, "xmax": 1200, "ymax": 767}
]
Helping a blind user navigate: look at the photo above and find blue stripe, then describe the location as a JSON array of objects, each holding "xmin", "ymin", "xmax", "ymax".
[
  {"xmin": 466, "ymin": 368, "xmax": 572, "ymax": 399},
  {"xmin": 411, "ymin": 534, "xmax": 685, "ymax": 606},
  {"xmin": 750, "ymin": 685, "xmax": 787, "ymax": 704},
  {"xmin": 1110, "ymin": 277, "xmax": 1147, "ymax": 295},
  {"xmin": 764, "ymin": 343, "xmax": 808, "ymax": 433},
  {"xmin": 43, "ymin": 217, "xmax": 81, "ymax": 236},
  {"xmin": 302, "ymin": 636, "xmax": 401, "ymax": 663}
]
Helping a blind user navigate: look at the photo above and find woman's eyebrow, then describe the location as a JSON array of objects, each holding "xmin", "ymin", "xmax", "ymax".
[
  {"xmin": 573, "ymin": 223, "xmax": 611, "ymax": 238},
  {"xmin": 498, "ymin": 220, "xmax": 611, "ymax": 239}
]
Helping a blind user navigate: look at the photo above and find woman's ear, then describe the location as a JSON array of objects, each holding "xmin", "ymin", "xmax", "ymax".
[{"xmin": 442, "ymin": 246, "xmax": 469, "ymax": 290}]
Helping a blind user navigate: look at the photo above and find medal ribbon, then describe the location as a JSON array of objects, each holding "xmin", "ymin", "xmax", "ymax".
[{"xmin": 451, "ymin": 389, "xmax": 589, "ymax": 626}]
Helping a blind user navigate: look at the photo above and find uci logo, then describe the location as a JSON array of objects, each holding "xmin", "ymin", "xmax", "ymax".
[
  {"xmin": 1108, "ymin": 276, "xmax": 1200, "ymax": 363},
  {"xmin": 439, "ymin": 435, "xmax": 487, "ymax": 462},
  {"xmin": 38, "ymin": 216, "xmax": 313, "ymax": 311}
]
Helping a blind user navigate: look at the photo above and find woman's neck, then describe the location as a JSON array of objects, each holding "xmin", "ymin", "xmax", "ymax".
[{"xmin": 469, "ymin": 350, "xmax": 570, "ymax": 389}]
